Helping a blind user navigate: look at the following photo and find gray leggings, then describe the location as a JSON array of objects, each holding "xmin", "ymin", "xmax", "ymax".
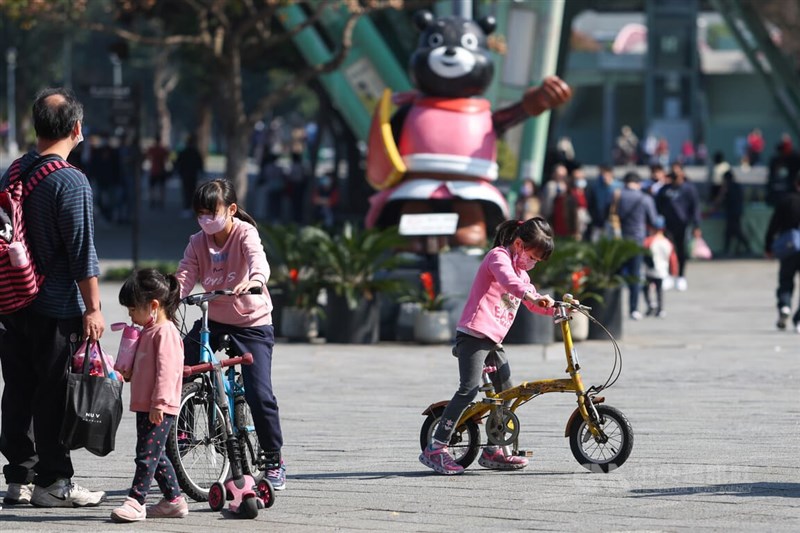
[{"xmin": 432, "ymin": 333, "xmax": 513, "ymax": 444}]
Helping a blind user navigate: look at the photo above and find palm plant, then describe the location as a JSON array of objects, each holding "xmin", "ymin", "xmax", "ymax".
[
  {"xmin": 578, "ymin": 238, "xmax": 646, "ymax": 291},
  {"xmin": 262, "ymin": 224, "xmax": 328, "ymax": 314},
  {"xmin": 315, "ymin": 224, "xmax": 410, "ymax": 310}
]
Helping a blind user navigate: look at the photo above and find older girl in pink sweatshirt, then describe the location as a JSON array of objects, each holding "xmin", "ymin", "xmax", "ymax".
[
  {"xmin": 175, "ymin": 179, "xmax": 285, "ymax": 490},
  {"xmin": 420, "ymin": 217, "xmax": 556, "ymax": 475},
  {"xmin": 111, "ymin": 269, "xmax": 187, "ymax": 522}
]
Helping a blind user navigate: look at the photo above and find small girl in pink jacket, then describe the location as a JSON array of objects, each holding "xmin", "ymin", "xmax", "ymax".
[
  {"xmin": 111, "ymin": 269, "xmax": 188, "ymax": 522},
  {"xmin": 420, "ymin": 217, "xmax": 556, "ymax": 475}
]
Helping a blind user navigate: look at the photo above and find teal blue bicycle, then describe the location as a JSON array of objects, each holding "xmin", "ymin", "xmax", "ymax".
[{"xmin": 165, "ymin": 288, "xmax": 274, "ymax": 517}]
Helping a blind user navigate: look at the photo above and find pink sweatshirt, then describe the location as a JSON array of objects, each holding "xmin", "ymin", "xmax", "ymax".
[
  {"xmin": 176, "ymin": 218, "xmax": 273, "ymax": 327},
  {"xmin": 457, "ymin": 247, "xmax": 552, "ymax": 343},
  {"xmin": 129, "ymin": 321, "xmax": 184, "ymax": 415}
]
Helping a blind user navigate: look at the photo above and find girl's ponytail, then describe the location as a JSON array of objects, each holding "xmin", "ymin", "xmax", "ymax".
[
  {"xmin": 492, "ymin": 219, "xmax": 523, "ymax": 248},
  {"xmin": 164, "ymin": 274, "xmax": 182, "ymax": 325},
  {"xmin": 493, "ymin": 216, "xmax": 554, "ymax": 260}
]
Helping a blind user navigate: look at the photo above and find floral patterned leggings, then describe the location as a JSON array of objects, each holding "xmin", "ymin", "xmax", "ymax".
[{"xmin": 129, "ymin": 412, "xmax": 182, "ymax": 505}]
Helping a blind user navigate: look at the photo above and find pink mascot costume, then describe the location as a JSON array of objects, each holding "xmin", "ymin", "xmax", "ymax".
[{"xmin": 366, "ymin": 10, "xmax": 572, "ymax": 248}]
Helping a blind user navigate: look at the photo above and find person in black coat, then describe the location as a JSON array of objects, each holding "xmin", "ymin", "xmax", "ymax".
[
  {"xmin": 655, "ymin": 164, "xmax": 702, "ymax": 291},
  {"xmin": 174, "ymin": 134, "xmax": 204, "ymax": 217},
  {"xmin": 765, "ymin": 174, "xmax": 800, "ymax": 331}
]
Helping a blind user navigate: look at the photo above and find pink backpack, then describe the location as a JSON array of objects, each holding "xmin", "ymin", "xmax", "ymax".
[{"xmin": 0, "ymin": 156, "xmax": 71, "ymax": 314}]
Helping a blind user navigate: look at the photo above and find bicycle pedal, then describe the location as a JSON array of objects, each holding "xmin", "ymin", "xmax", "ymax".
[
  {"xmin": 514, "ymin": 450, "xmax": 533, "ymax": 457},
  {"xmin": 481, "ymin": 398, "xmax": 503, "ymax": 405}
]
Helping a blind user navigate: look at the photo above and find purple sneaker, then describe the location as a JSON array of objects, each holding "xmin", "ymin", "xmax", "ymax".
[
  {"xmin": 478, "ymin": 446, "xmax": 528, "ymax": 470},
  {"xmin": 265, "ymin": 459, "xmax": 286, "ymax": 491},
  {"xmin": 419, "ymin": 444, "xmax": 464, "ymax": 475}
]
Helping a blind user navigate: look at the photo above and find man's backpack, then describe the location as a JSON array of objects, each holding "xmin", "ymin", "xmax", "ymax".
[{"xmin": 0, "ymin": 155, "xmax": 71, "ymax": 314}]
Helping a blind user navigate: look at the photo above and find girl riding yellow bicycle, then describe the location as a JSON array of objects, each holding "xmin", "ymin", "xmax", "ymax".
[{"xmin": 420, "ymin": 217, "xmax": 556, "ymax": 475}]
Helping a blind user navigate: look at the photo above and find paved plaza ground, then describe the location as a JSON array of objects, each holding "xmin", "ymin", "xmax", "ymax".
[{"xmin": 0, "ymin": 186, "xmax": 798, "ymax": 531}]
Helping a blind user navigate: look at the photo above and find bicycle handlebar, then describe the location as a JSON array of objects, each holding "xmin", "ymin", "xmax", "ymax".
[
  {"xmin": 182, "ymin": 286, "xmax": 263, "ymax": 306},
  {"xmin": 556, "ymin": 293, "xmax": 592, "ymax": 312},
  {"xmin": 182, "ymin": 351, "xmax": 254, "ymax": 377}
]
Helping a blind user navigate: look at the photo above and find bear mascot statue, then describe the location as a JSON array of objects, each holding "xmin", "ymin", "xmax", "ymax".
[{"xmin": 365, "ymin": 10, "xmax": 572, "ymax": 248}]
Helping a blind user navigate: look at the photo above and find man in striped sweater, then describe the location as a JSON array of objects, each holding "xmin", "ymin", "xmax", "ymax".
[{"xmin": 0, "ymin": 88, "xmax": 107, "ymax": 508}]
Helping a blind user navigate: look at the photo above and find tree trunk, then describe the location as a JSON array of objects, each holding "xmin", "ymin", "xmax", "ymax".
[
  {"xmin": 225, "ymin": 130, "xmax": 251, "ymax": 209},
  {"xmin": 152, "ymin": 47, "xmax": 177, "ymax": 145},
  {"xmin": 195, "ymin": 97, "xmax": 213, "ymax": 162}
]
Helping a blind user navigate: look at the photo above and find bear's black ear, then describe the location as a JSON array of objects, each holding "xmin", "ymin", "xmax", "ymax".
[
  {"xmin": 414, "ymin": 10, "xmax": 435, "ymax": 31},
  {"xmin": 478, "ymin": 15, "xmax": 496, "ymax": 36}
]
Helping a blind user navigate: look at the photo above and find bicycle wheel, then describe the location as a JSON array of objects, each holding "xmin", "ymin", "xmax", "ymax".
[
  {"xmin": 419, "ymin": 406, "xmax": 481, "ymax": 469},
  {"xmin": 568, "ymin": 404, "xmax": 633, "ymax": 473},
  {"xmin": 166, "ymin": 381, "xmax": 230, "ymax": 501},
  {"xmin": 234, "ymin": 396, "xmax": 263, "ymax": 478}
]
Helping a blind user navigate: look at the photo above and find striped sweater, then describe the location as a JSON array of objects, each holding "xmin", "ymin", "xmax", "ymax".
[{"xmin": 0, "ymin": 151, "xmax": 100, "ymax": 318}]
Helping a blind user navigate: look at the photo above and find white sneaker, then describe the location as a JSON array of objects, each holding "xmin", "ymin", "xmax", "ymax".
[
  {"xmin": 4, "ymin": 482, "xmax": 34, "ymax": 505},
  {"xmin": 630, "ymin": 311, "xmax": 643, "ymax": 321},
  {"xmin": 777, "ymin": 306, "xmax": 791, "ymax": 330},
  {"xmin": 676, "ymin": 277, "xmax": 688, "ymax": 291},
  {"xmin": 30, "ymin": 479, "xmax": 106, "ymax": 508},
  {"xmin": 662, "ymin": 277, "xmax": 675, "ymax": 291}
]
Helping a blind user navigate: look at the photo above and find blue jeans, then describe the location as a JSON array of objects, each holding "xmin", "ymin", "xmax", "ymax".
[{"xmin": 620, "ymin": 254, "xmax": 644, "ymax": 314}]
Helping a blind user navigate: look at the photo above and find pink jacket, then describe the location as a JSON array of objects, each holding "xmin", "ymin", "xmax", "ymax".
[
  {"xmin": 176, "ymin": 218, "xmax": 273, "ymax": 327},
  {"xmin": 129, "ymin": 321, "xmax": 184, "ymax": 415},
  {"xmin": 457, "ymin": 247, "xmax": 552, "ymax": 343}
]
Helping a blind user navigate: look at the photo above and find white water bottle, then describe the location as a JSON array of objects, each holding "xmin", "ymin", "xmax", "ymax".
[{"xmin": 8, "ymin": 242, "xmax": 28, "ymax": 268}]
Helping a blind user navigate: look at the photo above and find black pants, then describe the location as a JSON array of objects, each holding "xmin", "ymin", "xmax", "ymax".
[
  {"xmin": 777, "ymin": 253, "xmax": 800, "ymax": 325},
  {"xmin": 667, "ymin": 224, "xmax": 689, "ymax": 277},
  {"xmin": 0, "ymin": 308, "xmax": 82, "ymax": 486},
  {"xmin": 643, "ymin": 276, "xmax": 664, "ymax": 313},
  {"xmin": 184, "ymin": 320, "xmax": 283, "ymax": 453}
]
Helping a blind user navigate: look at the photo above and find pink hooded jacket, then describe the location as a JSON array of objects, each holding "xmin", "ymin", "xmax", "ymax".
[
  {"xmin": 457, "ymin": 247, "xmax": 552, "ymax": 343},
  {"xmin": 176, "ymin": 217, "xmax": 273, "ymax": 327}
]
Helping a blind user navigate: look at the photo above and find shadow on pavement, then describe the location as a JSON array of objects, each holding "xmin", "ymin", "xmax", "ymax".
[{"xmin": 630, "ymin": 482, "xmax": 800, "ymax": 498}]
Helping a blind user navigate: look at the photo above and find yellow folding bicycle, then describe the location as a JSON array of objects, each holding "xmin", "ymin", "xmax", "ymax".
[{"xmin": 419, "ymin": 295, "xmax": 633, "ymax": 473}]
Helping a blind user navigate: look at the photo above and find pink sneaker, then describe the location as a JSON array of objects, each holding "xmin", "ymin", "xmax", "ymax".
[
  {"xmin": 419, "ymin": 444, "xmax": 464, "ymax": 475},
  {"xmin": 146, "ymin": 496, "xmax": 189, "ymax": 518},
  {"xmin": 110, "ymin": 497, "xmax": 146, "ymax": 523},
  {"xmin": 478, "ymin": 446, "xmax": 528, "ymax": 470}
]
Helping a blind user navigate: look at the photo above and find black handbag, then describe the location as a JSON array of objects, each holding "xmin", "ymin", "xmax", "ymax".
[{"xmin": 59, "ymin": 340, "xmax": 124, "ymax": 457}]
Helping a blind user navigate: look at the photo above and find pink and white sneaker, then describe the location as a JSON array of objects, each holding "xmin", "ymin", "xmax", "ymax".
[
  {"xmin": 419, "ymin": 444, "xmax": 464, "ymax": 475},
  {"xmin": 478, "ymin": 446, "xmax": 528, "ymax": 470}
]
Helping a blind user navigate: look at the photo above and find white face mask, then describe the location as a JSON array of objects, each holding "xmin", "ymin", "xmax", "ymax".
[{"xmin": 76, "ymin": 131, "xmax": 84, "ymax": 145}]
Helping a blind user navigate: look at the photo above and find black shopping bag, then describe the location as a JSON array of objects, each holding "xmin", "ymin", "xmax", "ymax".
[{"xmin": 59, "ymin": 341, "xmax": 124, "ymax": 457}]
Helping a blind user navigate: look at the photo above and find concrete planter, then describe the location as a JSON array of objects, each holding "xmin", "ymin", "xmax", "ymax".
[
  {"xmin": 414, "ymin": 310, "xmax": 451, "ymax": 344},
  {"xmin": 280, "ymin": 307, "xmax": 319, "ymax": 341}
]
